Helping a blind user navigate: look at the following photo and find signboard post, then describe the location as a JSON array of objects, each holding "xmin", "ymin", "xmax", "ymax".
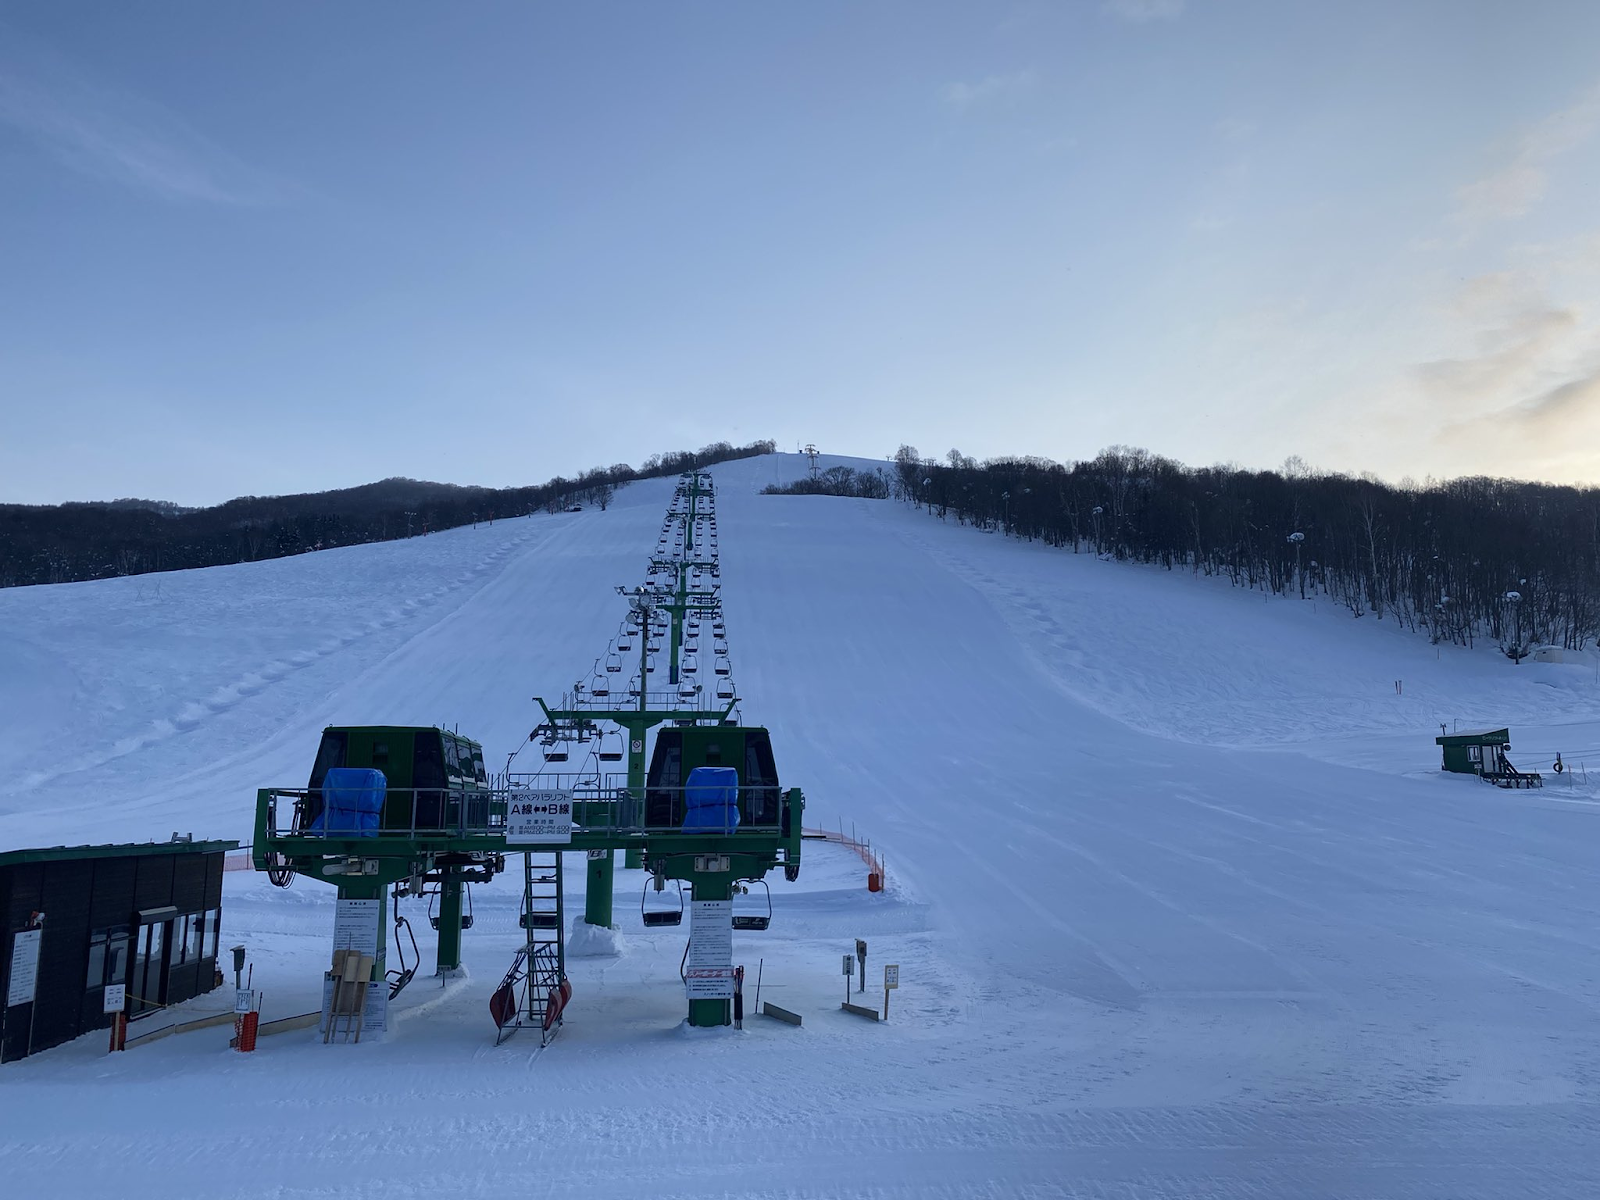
[
  {"xmin": 507, "ymin": 791, "xmax": 574, "ymax": 845},
  {"xmin": 104, "ymin": 982, "xmax": 128, "ymax": 1053},
  {"xmin": 685, "ymin": 900, "xmax": 735, "ymax": 1000},
  {"xmin": 7, "ymin": 925, "xmax": 43, "ymax": 1058},
  {"xmin": 325, "ymin": 899, "xmax": 386, "ymax": 1037},
  {"xmin": 883, "ymin": 963, "xmax": 899, "ymax": 1020},
  {"xmin": 6, "ymin": 928, "xmax": 42, "ymax": 1008},
  {"xmin": 842, "ymin": 953, "xmax": 854, "ymax": 1004}
]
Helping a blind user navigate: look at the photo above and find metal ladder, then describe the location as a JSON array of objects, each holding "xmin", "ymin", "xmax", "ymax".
[{"xmin": 519, "ymin": 851, "xmax": 566, "ymax": 1046}]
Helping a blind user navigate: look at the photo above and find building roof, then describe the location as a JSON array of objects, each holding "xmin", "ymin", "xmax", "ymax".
[
  {"xmin": 1436, "ymin": 727, "xmax": 1510, "ymax": 746},
  {"xmin": 0, "ymin": 838, "xmax": 238, "ymax": 868}
]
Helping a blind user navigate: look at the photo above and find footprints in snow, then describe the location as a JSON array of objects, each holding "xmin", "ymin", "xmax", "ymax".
[{"xmin": 32, "ymin": 529, "xmax": 543, "ymax": 792}]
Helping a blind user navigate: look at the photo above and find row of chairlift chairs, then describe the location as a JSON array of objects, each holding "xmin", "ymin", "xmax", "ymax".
[
  {"xmin": 552, "ymin": 511, "xmax": 737, "ymax": 765},
  {"xmin": 642, "ymin": 491, "xmax": 769, "ymax": 929},
  {"xmin": 642, "ymin": 877, "xmax": 771, "ymax": 930}
]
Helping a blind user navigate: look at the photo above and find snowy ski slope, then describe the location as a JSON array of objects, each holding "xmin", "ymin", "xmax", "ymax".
[{"xmin": 2, "ymin": 452, "xmax": 1599, "ymax": 1199}]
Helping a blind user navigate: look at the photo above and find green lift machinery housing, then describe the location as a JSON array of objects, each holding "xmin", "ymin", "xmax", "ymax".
[{"xmin": 251, "ymin": 722, "xmax": 803, "ymax": 1030}]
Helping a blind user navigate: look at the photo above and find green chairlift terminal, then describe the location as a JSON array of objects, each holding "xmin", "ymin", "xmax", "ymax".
[{"xmin": 252, "ymin": 472, "xmax": 804, "ymax": 1034}]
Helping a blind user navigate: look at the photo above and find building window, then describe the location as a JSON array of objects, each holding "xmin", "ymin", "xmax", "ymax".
[
  {"xmin": 204, "ymin": 909, "xmax": 221, "ymax": 960},
  {"xmin": 187, "ymin": 913, "xmax": 206, "ymax": 962},
  {"xmin": 1467, "ymin": 745, "xmax": 1482, "ymax": 764},
  {"xmin": 86, "ymin": 925, "xmax": 131, "ymax": 990}
]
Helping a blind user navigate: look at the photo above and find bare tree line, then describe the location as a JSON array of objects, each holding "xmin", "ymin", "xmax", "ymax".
[
  {"xmin": 891, "ymin": 445, "xmax": 1600, "ymax": 660},
  {"xmin": 0, "ymin": 440, "xmax": 775, "ymax": 589}
]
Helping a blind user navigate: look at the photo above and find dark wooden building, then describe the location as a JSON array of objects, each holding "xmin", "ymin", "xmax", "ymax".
[
  {"xmin": 1, "ymin": 838, "xmax": 236, "ymax": 1063},
  {"xmin": 1434, "ymin": 727, "xmax": 1544, "ymax": 789}
]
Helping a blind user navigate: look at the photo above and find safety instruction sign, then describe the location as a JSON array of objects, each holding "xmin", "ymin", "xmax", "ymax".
[
  {"xmin": 333, "ymin": 899, "xmax": 381, "ymax": 957},
  {"xmin": 685, "ymin": 900, "xmax": 734, "ymax": 999},
  {"xmin": 884, "ymin": 964, "xmax": 900, "ymax": 990},
  {"xmin": 507, "ymin": 791, "xmax": 574, "ymax": 844},
  {"xmin": 6, "ymin": 928, "xmax": 41, "ymax": 1007},
  {"xmin": 103, "ymin": 984, "xmax": 126, "ymax": 1014}
]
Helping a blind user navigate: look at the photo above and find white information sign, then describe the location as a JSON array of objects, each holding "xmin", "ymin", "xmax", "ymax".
[
  {"xmin": 103, "ymin": 983, "xmax": 126, "ymax": 1014},
  {"xmin": 507, "ymin": 791, "xmax": 574, "ymax": 845},
  {"xmin": 332, "ymin": 899, "xmax": 381, "ymax": 956},
  {"xmin": 842, "ymin": 954, "xmax": 854, "ymax": 976},
  {"xmin": 685, "ymin": 900, "xmax": 734, "ymax": 999},
  {"xmin": 884, "ymin": 964, "xmax": 900, "ymax": 990},
  {"xmin": 6, "ymin": 928, "xmax": 42, "ymax": 1007},
  {"xmin": 234, "ymin": 988, "xmax": 256, "ymax": 1014}
]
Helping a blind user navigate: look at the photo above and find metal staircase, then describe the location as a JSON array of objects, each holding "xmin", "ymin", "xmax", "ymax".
[{"xmin": 515, "ymin": 851, "xmax": 567, "ymax": 1046}]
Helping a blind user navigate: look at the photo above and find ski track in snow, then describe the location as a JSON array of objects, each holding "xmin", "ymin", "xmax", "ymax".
[{"xmin": 2, "ymin": 453, "xmax": 1599, "ymax": 1198}]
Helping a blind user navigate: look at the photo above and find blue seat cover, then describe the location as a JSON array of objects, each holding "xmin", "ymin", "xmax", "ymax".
[
  {"xmin": 311, "ymin": 767, "xmax": 387, "ymax": 836},
  {"xmin": 682, "ymin": 765, "xmax": 740, "ymax": 832}
]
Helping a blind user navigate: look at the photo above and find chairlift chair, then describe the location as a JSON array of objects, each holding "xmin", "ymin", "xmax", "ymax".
[
  {"xmin": 606, "ymin": 653, "xmax": 623, "ymax": 674},
  {"xmin": 641, "ymin": 878, "xmax": 685, "ymax": 927},
  {"xmin": 716, "ymin": 679, "xmax": 736, "ymax": 701},
  {"xmin": 714, "ymin": 655, "xmax": 731, "ymax": 676},
  {"xmin": 599, "ymin": 731, "xmax": 623, "ymax": 762},
  {"xmin": 732, "ymin": 880, "xmax": 771, "ymax": 931},
  {"xmin": 430, "ymin": 883, "xmax": 475, "ymax": 930}
]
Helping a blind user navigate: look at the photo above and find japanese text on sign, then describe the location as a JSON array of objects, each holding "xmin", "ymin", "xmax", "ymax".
[
  {"xmin": 6, "ymin": 928, "xmax": 41, "ymax": 1007},
  {"xmin": 686, "ymin": 900, "xmax": 734, "ymax": 998},
  {"xmin": 507, "ymin": 791, "xmax": 574, "ymax": 844},
  {"xmin": 884, "ymin": 964, "xmax": 900, "ymax": 990}
]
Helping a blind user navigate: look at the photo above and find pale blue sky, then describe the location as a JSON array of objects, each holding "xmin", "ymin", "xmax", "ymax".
[{"xmin": 3, "ymin": 1, "xmax": 1599, "ymax": 504}]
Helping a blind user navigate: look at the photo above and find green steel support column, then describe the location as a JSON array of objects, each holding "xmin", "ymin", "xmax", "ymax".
[
  {"xmin": 435, "ymin": 869, "xmax": 463, "ymax": 973},
  {"xmin": 585, "ymin": 850, "xmax": 615, "ymax": 928},
  {"xmin": 624, "ymin": 718, "xmax": 646, "ymax": 870},
  {"xmin": 687, "ymin": 872, "xmax": 733, "ymax": 1028},
  {"xmin": 669, "ymin": 587, "xmax": 683, "ymax": 686}
]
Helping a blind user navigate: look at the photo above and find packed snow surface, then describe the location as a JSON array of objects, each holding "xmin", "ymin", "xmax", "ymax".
[{"xmin": 2, "ymin": 453, "xmax": 1599, "ymax": 1198}]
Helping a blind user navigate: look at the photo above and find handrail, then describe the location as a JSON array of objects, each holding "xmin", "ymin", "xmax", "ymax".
[{"xmin": 262, "ymin": 783, "xmax": 786, "ymax": 841}]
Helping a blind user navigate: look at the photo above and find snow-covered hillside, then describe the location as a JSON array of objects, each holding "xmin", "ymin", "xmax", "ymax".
[{"xmin": 3, "ymin": 452, "xmax": 1598, "ymax": 1199}]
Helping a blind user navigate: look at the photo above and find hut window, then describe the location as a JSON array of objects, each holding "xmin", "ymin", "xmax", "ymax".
[{"xmin": 86, "ymin": 925, "xmax": 131, "ymax": 989}]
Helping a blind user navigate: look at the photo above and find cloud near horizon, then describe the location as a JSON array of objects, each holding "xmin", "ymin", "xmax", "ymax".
[{"xmin": 1450, "ymin": 80, "xmax": 1600, "ymax": 236}]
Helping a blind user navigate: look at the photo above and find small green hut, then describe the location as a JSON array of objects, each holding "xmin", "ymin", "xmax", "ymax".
[{"xmin": 1434, "ymin": 727, "xmax": 1542, "ymax": 788}]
